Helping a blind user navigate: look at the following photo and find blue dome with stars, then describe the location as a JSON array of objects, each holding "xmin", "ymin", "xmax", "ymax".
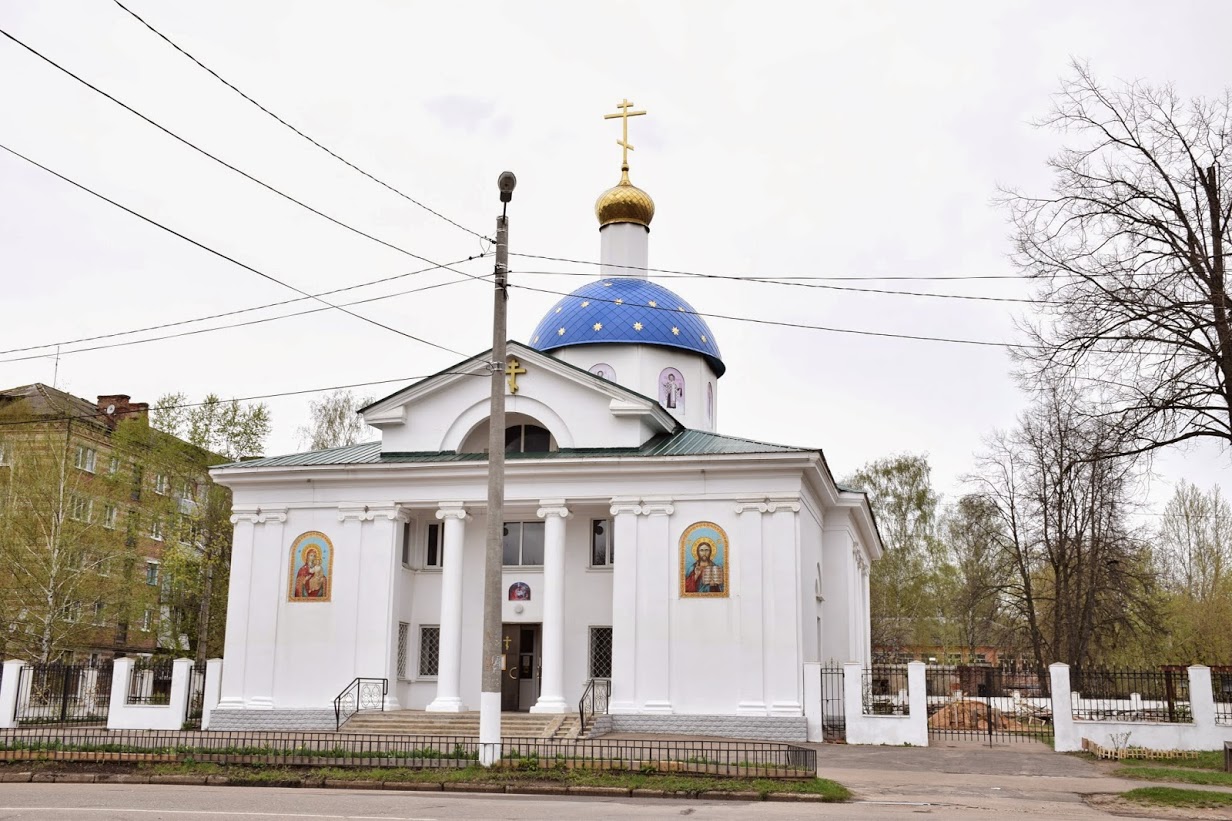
[{"xmin": 529, "ymin": 277, "xmax": 725, "ymax": 376}]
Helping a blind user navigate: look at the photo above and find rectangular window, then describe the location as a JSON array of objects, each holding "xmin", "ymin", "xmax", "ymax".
[
  {"xmin": 103, "ymin": 504, "xmax": 118, "ymax": 530},
  {"xmin": 425, "ymin": 522, "xmax": 444, "ymax": 568},
  {"xmin": 74, "ymin": 445, "xmax": 97, "ymax": 473},
  {"xmin": 419, "ymin": 626, "xmax": 440, "ymax": 677},
  {"xmin": 397, "ymin": 622, "xmax": 409, "ymax": 679},
  {"xmin": 108, "ymin": 456, "xmax": 120, "ymax": 475},
  {"xmin": 154, "ymin": 473, "xmax": 169, "ymax": 495},
  {"xmin": 69, "ymin": 495, "xmax": 92, "ymax": 522},
  {"xmin": 151, "ymin": 519, "xmax": 164, "ymax": 541},
  {"xmin": 92, "ymin": 601, "xmax": 105, "ymax": 626},
  {"xmin": 145, "ymin": 561, "xmax": 159, "ymax": 586},
  {"xmin": 0, "ymin": 443, "xmax": 9, "ymax": 466},
  {"xmin": 502, "ymin": 521, "xmax": 545, "ymax": 566},
  {"xmin": 590, "ymin": 519, "xmax": 613, "ymax": 566},
  {"xmin": 400, "ymin": 521, "xmax": 413, "ymax": 568},
  {"xmin": 589, "ymin": 627, "xmax": 613, "ymax": 679},
  {"xmin": 140, "ymin": 609, "xmax": 152, "ymax": 632}
]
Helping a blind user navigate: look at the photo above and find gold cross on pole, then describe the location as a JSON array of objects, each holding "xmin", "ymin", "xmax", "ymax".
[
  {"xmin": 505, "ymin": 357, "xmax": 527, "ymax": 394},
  {"xmin": 604, "ymin": 98, "xmax": 646, "ymax": 170}
]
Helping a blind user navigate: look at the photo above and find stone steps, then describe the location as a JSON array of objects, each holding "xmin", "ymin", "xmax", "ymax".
[{"xmin": 340, "ymin": 711, "xmax": 565, "ymax": 738}]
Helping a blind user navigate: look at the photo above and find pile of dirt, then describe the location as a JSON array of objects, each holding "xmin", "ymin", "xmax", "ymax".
[{"xmin": 927, "ymin": 700, "xmax": 1029, "ymax": 732}]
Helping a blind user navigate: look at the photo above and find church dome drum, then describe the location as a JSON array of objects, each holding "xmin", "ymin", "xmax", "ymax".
[{"xmin": 529, "ymin": 277, "xmax": 725, "ymax": 376}]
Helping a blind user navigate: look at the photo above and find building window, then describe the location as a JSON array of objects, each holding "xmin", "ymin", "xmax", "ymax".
[
  {"xmin": 589, "ymin": 627, "xmax": 613, "ymax": 679},
  {"xmin": 154, "ymin": 473, "xmax": 169, "ymax": 495},
  {"xmin": 145, "ymin": 561, "xmax": 159, "ymax": 586},
  {"xmin": 504, "ymin": 424, "xmax": 551, "ymax": 453},
  {"xmin": 425, "ymin": 522, "xmax": 444, "ymax": 568},
  {"xmin": 108, "ymin": 456, "xmax": 120, "ymax": 475},
  {"xmin": 103, "ymin": 505, "xmax": 118, "ymax": 530},
  {"xmin": 419, "ymin": 626, "xmax": 440, "ymax": 677},
  {"xmin": 140, "ymin": 609, "xmax": 152, "ymax": 632},
  {"xmin": 397, "ymin": 622, "xmax": 409, "ymax": 679},
  {"xmin": 502, "ymin": 521, "xmax": 544, "ymax": 566},
  {"xmin": 150, "ymin": 519, "xmax": 164, "ymax": 541},
  {"xmin": 590, "ymin": 519, "xmax": 613, "ymax": 566},
  {"xmin": 69, "ymin": 495, "xmax": 92, "ymax": 522},
  {"xmin": 92, "ymin": 601, "xmax": 105, "ymax": 626},
  {"xmin": 74, "ymin": 445, "xmax": 97, "ymax": 473},
  {"xmin": 400, "ymin": 521, "xmax": 414, "ymax": 568},
  {"xmin": 0, "ymin": 443, "xmax": 9, "ymax": 466}
]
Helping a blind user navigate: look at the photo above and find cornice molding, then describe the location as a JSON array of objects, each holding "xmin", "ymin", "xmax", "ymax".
[
  {"xmin": 609, "ymin": 496, "xmax": 642, "ymax": 517},
  {"xmin": 337, "ymin": 503, "xmax": 404, "ymax": 522},
  {"xmin": 733, "ymin": 499, "xmax": 769, "ymax": 514},
  {"xmin": 640, "ymin": 496, "xmax": 674, "ymax": 517},
  {"xmin": 230, "ymin": 506, "xmax": 287, "ymax": 525},
  {"xmin": 766, "ymin": 495, "xmax": 802, "ymax": 514}
]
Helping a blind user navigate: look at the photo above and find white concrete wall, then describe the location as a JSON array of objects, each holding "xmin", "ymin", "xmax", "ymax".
[
  {"xmin": 839, "ymin": 661, "xmax": 928, "ymax": 746},
  {"xmin": 202, "ymin": 658, "xmax": 222, "ymax": 730},
  {"xmin": 0, "ymin": 659, "xmax": 23, "ymax": 729},
  {"xmin": 1051, "ymin": 663, "xmax": 1232, "ymax": 752},
  {"xmin": 106, "ymin": 658, "xmax": 193, "ymax": 731}
]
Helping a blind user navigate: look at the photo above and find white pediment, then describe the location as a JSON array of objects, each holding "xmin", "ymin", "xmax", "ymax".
[{"xmin": 361, "ymin": 342, "xmax": 679, "ymax": 453}]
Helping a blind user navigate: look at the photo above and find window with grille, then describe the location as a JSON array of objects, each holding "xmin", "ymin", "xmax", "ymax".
[
  {"xmin": 591, "ymin": 519, "xmax": 613, "ymax": 566},
  {"xmin": 419, "ymin": 626, "xmax": 440, "ymax": 677},
  {"xmin": 589, "ymin": 626, "xmax": 612, "ymax": 679},
  {"xmin": 397, "ymin": 622, "xmax": 409, "ymax": 679}
]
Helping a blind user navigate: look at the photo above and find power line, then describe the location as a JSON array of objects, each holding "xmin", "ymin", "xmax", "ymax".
[
  {"xmin": 109, "ymin": 0, "xmax": 490, "ymax": 245},
  {"xmin": 0, "ymin": 255, "xmax": 487, "ymax": 358},
  {"xmin": 0, "ymin": 141, "xmax": 465, "ymax": 356},
  {"xmin": 0, "ymin": 270, "xmax": 490, "ymax": 365},
  {"xmin": 512, "ymin": 269, "xmax": 1048, "ymax": 305},
  {"xmin": 0, "ymin": 27, "xmax": 486, "ymax": 285},
  {"xmin": 0, "ymin": 372, "xmax": 486, "ymax": 428}
]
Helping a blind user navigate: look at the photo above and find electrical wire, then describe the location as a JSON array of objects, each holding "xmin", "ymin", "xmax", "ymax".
[
  {"xmin": 0, "ymin": 255, "xmax": 487, "ymax": 357},
  {"xmin": 109, "ymin": 0, "xmax": 490, "ymax": 244},
  {"xmin": 0, "ymin": 27, "xmax": 487, "ymax": 286},
  {"xmin": 0, "ymin": 142, "xmax": 467, "ymax": 356}
]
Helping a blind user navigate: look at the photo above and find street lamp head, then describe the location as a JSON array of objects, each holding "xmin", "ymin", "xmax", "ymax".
[{"xmin": 498, "ymin": 171, "xmax": 517, "ymax": 203}]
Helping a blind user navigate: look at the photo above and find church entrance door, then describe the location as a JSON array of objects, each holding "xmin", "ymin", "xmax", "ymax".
[{"xmin": 500, "ymin": 624, "xmax": 541, "ymax": 712}]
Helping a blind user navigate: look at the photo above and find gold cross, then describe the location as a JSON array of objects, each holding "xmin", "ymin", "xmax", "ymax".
[
  {"xmin": 503, "ymin": 635, "xmax": 512, "ymax": 651},
  {"xmin": 604, "ymin": 98, "xmax": 646, "ymax": 170},
  {"xmin": 505, "ymin": 357, "xmax": 527, "ymax": 394}
]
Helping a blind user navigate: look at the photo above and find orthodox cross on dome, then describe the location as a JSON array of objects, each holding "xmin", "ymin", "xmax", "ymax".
[
  {"xmin": 505, "ymin": 357, "xmax": 527, "ymax": 394},
  {"xmin": 603, "ymin": 98, "xmax": 646, "ymax": 171}
]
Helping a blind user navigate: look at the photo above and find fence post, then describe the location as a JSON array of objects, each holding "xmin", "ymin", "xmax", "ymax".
[
  {"xmin": 842, "ymin": 662, "xmax": 863, "ymax": 744},
  {"xmin": 1049, "ymin": 663, "xmax": 1078, "ymax": 752},
  {"xmin": 106, "ymin": 657, "xmax": 134, "ymax": 731},
  {"xmin": 202, "ymin": 658, "xmax": 223, "ymax": 731},
  {"xmin": 802, "ymin": 662, "xmax": 823, "ymax": 742},
  {"xmin": 906, "ymin": 662, "xmax": 928, "ymax": 747},
  {"xmin": 0, "ymin": 660, "xmax": 26, "ymax": 729},
  {"xmin": 168, "ymin": 659, "xmax": 193, "ymax": 730},
  {"xmin": 1188, "ymin": 665, "xmax": 1216, "ymax": 746}
]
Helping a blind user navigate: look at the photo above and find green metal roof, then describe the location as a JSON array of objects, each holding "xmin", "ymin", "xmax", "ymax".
[{"xmin": 215, "ymin": 429, "xmax": 813, "ymax": 470}]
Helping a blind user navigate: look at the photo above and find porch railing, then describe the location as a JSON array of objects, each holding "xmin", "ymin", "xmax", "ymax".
[
  {"xmin": 578, "ymin": 678, "xmax": 610, "ymax": 732},
  {"xmin": 333, "ymin": 678, "xmax": 386, "ymax": 730}
]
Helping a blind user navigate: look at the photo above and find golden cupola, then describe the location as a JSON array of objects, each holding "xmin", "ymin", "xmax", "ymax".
[{"xmin": 595, "ymin": 166, "xmax": 655, "ymax": 228}]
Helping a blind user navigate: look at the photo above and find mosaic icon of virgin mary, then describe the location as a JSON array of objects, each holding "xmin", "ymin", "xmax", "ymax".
[{"xmin": 288, "ymin": 531, "xmax": 333, "ymax": 602}]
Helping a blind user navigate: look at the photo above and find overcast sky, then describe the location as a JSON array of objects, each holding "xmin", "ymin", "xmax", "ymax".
[{"xmin": 2, "ymin": 1, "xmax": 1229, "ymax": 512}]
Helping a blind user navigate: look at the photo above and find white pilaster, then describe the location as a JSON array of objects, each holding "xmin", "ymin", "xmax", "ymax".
[
  {"xmin": 0, "ymin": 659, "xmax": 24, "ymax": 728},
  {"xmin": 340, "ymin": 504, "xmax": 406, "ymax": 709},
  {"xmin": 237, "ymin": 507, "xmax": 286, "ymax": 709},
  {"xmin": 765, "ymin": 496, "xmax": 802, "ymax": 715},
  {"xmin": 427, "ymin": 502, "xmax": 468, "ymax": 712},
  {"xmin": 735, "ymin": 500, "xmax": 768, "ymax": 715},
  {"xmin": 608, "ymin": 497, "xmax": 641, "ymax": 713},
  {"xmin": 531, "ymin": 499, "xmax": 570, "ymax": 713},
  {"xmin": 217, "ymin": 513, "xmax": 256, "ymax": 710},
  {"xmin": 637, "ymin": 497, "xmax": 674, "ymax": 713}
]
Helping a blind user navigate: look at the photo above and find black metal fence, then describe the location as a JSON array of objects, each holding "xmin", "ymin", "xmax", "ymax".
[
  {"xmin": 184, "ymin": 661, "xmax": 208, "ymax": 730},
  {"xmin": 1070, "ymin": 667, "xmax": 1192, "ymax": 723},
  {"xmin": 1211, "ymin": 667, "xmax": 1232, "ymax": 726},
  {"xmin": 578, "ymin": 678, "xmax": 610, "ymax": 731},
  {"xmin": 126, "ymin": 659, "xmax": 175, "ymax": 706},
  {"xmin": 925, "ymin": 664, "xmax": 1053, "ymax": 745},
  {"xmin": 0, "ymin": 728, "xmax": 816, "ymax": 779},
  {"xmin": 819, "ymin": 664, "xmax": 845, "ymax": 742},
  {"xmin": 862, "ymin": 666, "xmax": 910, "ymax": 716},
  {"xmin": 15, "ymin": 662, "xmax": 113, "ymax": 726}
]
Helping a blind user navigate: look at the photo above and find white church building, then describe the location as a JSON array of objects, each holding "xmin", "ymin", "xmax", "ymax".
[{"xmin": 209, "ymin": 116, "xmax": 882, "ymax": 740}]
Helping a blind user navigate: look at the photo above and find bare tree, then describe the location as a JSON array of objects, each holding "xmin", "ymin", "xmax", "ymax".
[
  {"xmin": 297, "ymin": 390, "xmax": 374, "ymax": 452},
  {"xmin": 969, "ymin": 384, "xmax": 1158, "ymax": 676},
  {"xmin": 1004, "ymin": 62, "xmax": 1232, "ymax": 458}
]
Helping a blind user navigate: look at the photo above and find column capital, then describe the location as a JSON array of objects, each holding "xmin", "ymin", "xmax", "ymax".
[
  {"xmin": 640, "ymin": 497, "xmax": 674, "ymax": 516},
  {"xmin": 231, "ymin": 506, "xmax": 287, "ymax": 525},
  {"xmin": 609, "ymin": 497, "xmax": 642, "ymax": 517},
  {"xmin": 733, "ymin": 499, "xmax": 769, "ymax": 514},
  {"xmin": 435, "ymin": 502, "xmax": 469, "ymax": 521},
  {"xmin": 766, "ymin": 496, "xmax": 801, "ymax": 514},
  {"xmin": 338, "ymin": 503, "xmax": 407, "ymax": 522},
  {"xmin": 536, "ymin": 499, "xmax": 571, "ymax": 519}
]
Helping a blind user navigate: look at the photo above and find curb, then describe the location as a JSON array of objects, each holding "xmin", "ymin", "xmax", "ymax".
[{"xmin": 0, "ymin": 772, "xmax": 839, "ymax": 802}]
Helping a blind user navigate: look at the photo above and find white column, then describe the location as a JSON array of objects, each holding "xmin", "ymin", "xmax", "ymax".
[
  {"xmin": 427, "ymin": 502, "xmax": 468, "ymax": 712},
  {"xmin": 765, "ymin": 496, "xmax": 802, "ymax": 715},
  {"xmin": 217, "ymin": 513, "xmax": 256, "ymax": 710},
  {"xmin": 735, "ymin": 500, "xmax": 768, "ymax": 715},
  {"xmin": 340, "ymin": 504, "xmax": 404, "ymax": 709},
  {"xmin": 860, "ymin": 558, "xmax": 872, "ymax": 664},
  {"xmin": 608, "ymin": 498, "xmax": 641, "ymax": 713},
  {"xmin": 638, "ymin": 497, "xmax": 674, "ymax": 713},
  {"xmin": 531, "ymin": 499, "xmax": 570, "ymax": 713}
]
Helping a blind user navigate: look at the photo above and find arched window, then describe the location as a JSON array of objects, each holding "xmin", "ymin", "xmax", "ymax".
[{"xmin": 505, "ymin": 424, "xmax": 551, "ymax": 453}]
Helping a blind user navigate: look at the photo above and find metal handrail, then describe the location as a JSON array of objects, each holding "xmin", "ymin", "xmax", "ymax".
[
  {"xmin": 578, "ymin": 678, "xmax": 610, "ymax": 732},
  {"xmin": 333, "ymin": 677, "xmax": 387, "ymax": 730}
]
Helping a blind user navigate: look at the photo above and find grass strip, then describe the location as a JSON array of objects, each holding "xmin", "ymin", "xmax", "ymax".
[
  {"xmin": 1116, "ymin": 751, "xmax": 1225, "ymax": 771},
  {"xmin": 1114, "ymin": 766, "xmax": 1232, "ymax": 787},
  {"xmin": 1121, "ymin": 787, "xmax": 1232, "ymax": 808}
]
